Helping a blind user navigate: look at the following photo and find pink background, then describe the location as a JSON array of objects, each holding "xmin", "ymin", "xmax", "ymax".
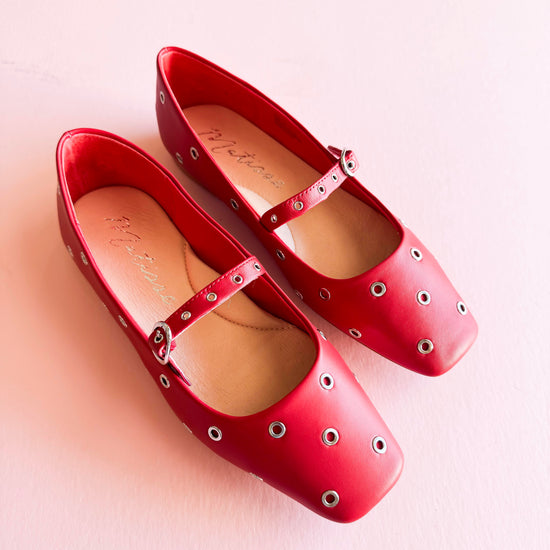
[{"xmin": 1, "ymin": 1, "xmax": 548, "ymax": 548}]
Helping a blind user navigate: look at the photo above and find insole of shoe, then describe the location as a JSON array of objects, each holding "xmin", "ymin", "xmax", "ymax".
[
  {"xmin": 184, "ymin": 105, "xmax": 400, "ymax": 279},
  {"xmin": 75, "ymin": 186, "xmax": 315, "ymax": 416}
]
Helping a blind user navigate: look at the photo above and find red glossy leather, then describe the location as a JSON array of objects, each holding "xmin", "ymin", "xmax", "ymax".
[
  {"xmin": 155, "ymin": 47, "xmax": 478, "ymax": 376},
  {"xmin": 56, "ymin": 128, "xmax": 403, "ymax": 522}
]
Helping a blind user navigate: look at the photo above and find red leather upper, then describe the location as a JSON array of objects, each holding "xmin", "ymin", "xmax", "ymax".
[
  {"xmin": 56, "ymin": 128, "xmax": 403, "ymax": 522},
  {"xmin": 155, "ymin": 47, "xmax": 478, "ymax": 376}
]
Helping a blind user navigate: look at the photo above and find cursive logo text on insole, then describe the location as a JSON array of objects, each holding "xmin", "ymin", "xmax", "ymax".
[
  {"xmin": 198, "ymin": 128, "xmax": 285, "ymax": 189},
  {"xmin": 104, "ymin": 216, "xmax": 176, "ymax": 306}
]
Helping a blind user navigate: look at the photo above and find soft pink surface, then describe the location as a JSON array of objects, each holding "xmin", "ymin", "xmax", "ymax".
[{"xmin": 1, "ymin": 1, "xmax": 548, "ymax": 548}]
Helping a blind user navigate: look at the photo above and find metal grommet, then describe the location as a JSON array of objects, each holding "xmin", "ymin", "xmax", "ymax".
[
  {"xmin": 349, "ymin": 328, "xmax": 362, "ymax": 339},
  {"xmin": 153, "ymin": 329, "xmax": 164, "ymax": 344},
  {"xmin": 270, "ymin": 214, "xmax": 278, "ymax": 223},
  {"xmin": 319, "ymin": 373, "xmax": 334, "ymax": 390},
  {"xmin": 410, "ymin": 247, "xmax": 423, "ymax": 261},
  {"xmin": 417, "ymin": 338, "xmax": 434, "ymax": 354},
  {"xmin": 457, "ymin": 301, "xmax": 468, "ymax": 315},
  {"xmin": 317, "ymin": 329, "xmax": 327, "ymax": 341},
  {"xmin": 372, "ymin": 436, "xmax": 387, "ymax": 454},
  {"xmin": 331, "ymin": 173, "xmax": 338, "ymax": 183},
  {"xmin": 322, "ymin": 428, "xmax": 339, "ymax": 446},
  {"xmin": 249, "ymin": 473, "xmax": 263, "ymax": 481},
  {"xmin": 159, "ymin": 90, "xmax": 165, "ymax": 104},
  {"xmin": 159, "ymin": 374, "xmax": 170, "ymax": 388},
  {"xmin": 416, "ymin": 290, "xmax": 431, "ymax": 305},
  {"xmin": 370, "ymin": 282, "xmax": 386, "ymax": 297},
  {"xmin": 190, "ymin": 147, "xmax": 199, "ymax": 160},
  {"xmin": 276, "ymin": 249, "xmax": 285, "ymax": 261},
  {"xmin": 268, "ymin": 421, "xmax": 286, "ymax": 438},
  {"xmin": 318, "ymin": 185, "xmax": 326, "ymax": 194},
  {"xmin": 206, "ymin": 292, "xmax": 217, "ymax": 302},
  {"xmin": 80, "ymin": 252, "xmax": 89, "ymax": 266},
  {"xmin": 208, "ymin": 426, "xmax": 222, "ymax": 441},
  {"xmin": 232, "ymin": 274, "xmax": 243, "ymax": 284},
  {"xmin": 118, "ymin": 315, "xmax": 127, "ymax": 328},
  {"xmin": 321, "ymin": 490, "xmax": 339, "ymax": 508},
  {"xmin": 230, "ymin": 199, "xmax": 239, "ymax": 210},
  {"xmin": 293, "ymin": 201, "xmax": 304, "ymax": 211},
  {"xmin": 175, "ymin": 152, "xmax": 183, "ymax": 165},
  {"xmin": 319, "ymin": 288, "xmax": 331, "ymax": 301},
  {"xmin": 66, "ymin": 245, "xmax": 73, "ymax": 258},
  {"xmin": 295, "ymin": 290, "xmax": 304, "ymax": 300},
  {"xmin": 181, "ymin": 311, "xmax": 191, "ymax": 321},
  {"xmin": 253, "ymin": 262, "xmax": 262, "ymax": 271},
  {"xmin": 347, "ymin": 160, "xmax": 356, "ymax": 172}
]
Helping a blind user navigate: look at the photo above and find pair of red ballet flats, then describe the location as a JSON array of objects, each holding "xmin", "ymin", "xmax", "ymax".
[{"xmin": 57, "ymin": 47, "xmax": 477, "ymax": 522}]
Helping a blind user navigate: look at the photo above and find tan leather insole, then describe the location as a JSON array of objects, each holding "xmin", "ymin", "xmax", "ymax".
[
  {"xmin": 184, "ymin": 105, "xmax": 400, "ymax": 279},
  {"xmin": 75, "ymin": 186, "xmax": 314, "ymax": 416}
]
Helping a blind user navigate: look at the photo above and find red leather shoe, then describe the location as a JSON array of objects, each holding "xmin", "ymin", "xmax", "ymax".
[
  {"xmin": 56, "ymin": 128, "xmax": 402, "ymax": 522},
  {"xmin": 155, "ymin": 47, "xmax": 478, "ymax": 376}
]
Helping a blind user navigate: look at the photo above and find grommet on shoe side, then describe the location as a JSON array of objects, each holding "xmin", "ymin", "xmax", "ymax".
[
  {"xmin": 118, "ymin": 315, "xmax": 127, "ymax": 328},
  {"xmin": 66, "ymin": 245, "xmax": 73, "ymax": 258},
  {"xmin": 159, "ymin": 90, "xmax": 165, "ymax": 104},
  {"xmin": 410, "ymin": 247, "xmax": 423, "ymax": 261},
  {"xmin": 370, "ymin": 282, "xmax": 386, "ymax": 297},
  {"xmin": 232, "ymin": 274, "xmax": 243, "ymax": 284},
  {"xmin": 321, "ymin": 490, "xmax": 340, "ymax": 508},
  {"xmin": 208, "ymin": 426, "xmax": 222, "ymax": 441},
  {"xmin": 230, "ymin": 198, "xmax": 239, "ymax": 210},
  {"xmin": 416, "ymin": 290, "xmax": 431, "ymax": 305},
  {"xmin": 457, "ymin": 301, "xmax": 468, "ymax": 315},
  {"xmin": 206, "ymin": 292, "xmax": 217, "ymax": 302},
  {"xmin": 269, "ymin": 421, "xmax": 286, "ymax": 438},
  {"xmin": 190, "ymin": 147, "xmax": 199, "ymax": 160},
  {"xmin": 175, "ymin": 152, "xmax": 183, "ymax": 165},
  {"xmin": 319, "ymin": 288, "xmax": 331, "ymax": 301},
  {"xmin": 349, "ymin": 328, "xmax": 362, "ymax": 339},
  {"xmin": 276, "ymin": 249, "xmax": 285, "ymax": 261},
  {"xmin": 159, "ymin": 374, "xmax": 170, "ymax": 388},
  {"xmin": 80, "ymin": 251, "xmax": 89, "ymax": 266},
  {"xmin": 319, "ymin": 373, "xmax": 334, "ymax": 390}
]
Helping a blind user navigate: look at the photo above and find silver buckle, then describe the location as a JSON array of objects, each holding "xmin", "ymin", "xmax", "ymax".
[
  {"xmin": 340, "ymin": 148, "xmax": 356, "ymax": 177},
  {"xmin": 152, "ymin": 321, "xmax": 173, "ymax": 365}
]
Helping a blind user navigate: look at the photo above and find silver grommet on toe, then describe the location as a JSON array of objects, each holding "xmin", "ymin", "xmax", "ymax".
[
  {"xmin": 321, "ymin": 490, "xmax": 340, "ymax": 508},
  {"xmin": 293, "ymin": 201, "xmax": 304, "ymax": 211},
  {"xmin": 181, "ymin": 311, "xmax": 191, "ymax": 321},
  {"xmin": 417, "ymin": 338, "xmax": 434, "ymax": 354},
  {"xmin": 268, "ymin": 421, "xmax": 286, "ymax": 438},
  {"xmin": 232, "ymin": 274, "xmax": 243, "ymax": 284},
  {"xmin": 206, "ymin": 292, "xmax": 217, "ymax": 302},
  {"xmin": 457, "ymin": 301, "xmax": 468, "ymax": 315},
  {"xmin": 372, "ymin": 436, "xmax": 387, "ymax": 454},
  {"xmin": 322, "ymin": 428, "xmax": 339, "ymax": 446}
]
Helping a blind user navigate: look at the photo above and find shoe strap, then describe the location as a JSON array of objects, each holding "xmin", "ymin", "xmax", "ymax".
[
  {"xmin": 260, "ymin": 147, "xmax": 359, "ymax": 231},
  {"xmin": 148, "ymin": 256, "xmax": 266, "ymax": 380}
]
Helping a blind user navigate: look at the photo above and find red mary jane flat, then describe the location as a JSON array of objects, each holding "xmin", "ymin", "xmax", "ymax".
[
  {"xmin": 155, "ymin": 47, "xmax": 478, "ymax": 376},
  {"xmin": 56, "ymin": 128, "xmax": 402, "ymax": 522}
]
